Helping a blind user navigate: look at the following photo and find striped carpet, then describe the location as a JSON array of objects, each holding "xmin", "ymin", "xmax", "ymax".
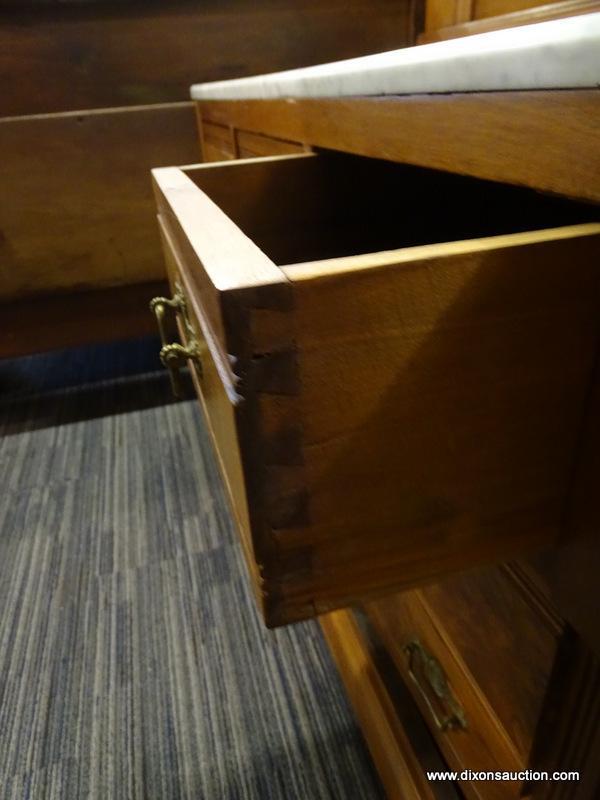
[{"xmin": 0, "ymin": 339, "xmax": 384, "ymax": 800}]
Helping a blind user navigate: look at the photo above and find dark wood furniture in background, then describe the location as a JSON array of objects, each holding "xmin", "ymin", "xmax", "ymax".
[
  {"xmin": 0, "ymin": 104, "xmax": 197, "ymax": 357},
  {"xmin": 1, "ymin": 0, "xmax": 416, "ymax": 357}
]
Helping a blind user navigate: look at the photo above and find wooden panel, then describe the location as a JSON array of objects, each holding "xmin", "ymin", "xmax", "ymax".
[
  {"xmin": 537, "ymin": 536, "xmax": 600, "ymax": 664},
  {"xmin": 326, "ymin": 588, "xmax": 600, "ymax": 800},
  {"xmin": 202, "ymin": 121, "xmax": 237, "ymax": 162},
  {"xmin": 235, "ymin": 130, "xmax": 306, "ymax": 159},
  {"xmin": 519, "ymin": 325, "xmax": 600, "ymax": 659},
  {"xmin": 0, "ymin": 280, "xmax": 167, "ymax": 359},
  {"xmin": 202, "ymin": 119, "xmax": 302, "ymax": 163},
  {"xmin": 426, "ymin": 0, "xmax": 550, "ymax": 27},
  {"xmin": 202, "ymin": 142, "xmax": 233, "ymax": 164},
  {"xmin": 156, "ymin": 214, "xmax": 263, "ymax": 606},
  {"xmin": 152, "ymin": 159, "xmax": 302, "ymax": 624},
  {"xmin": 531, "ymin": 629, "xmax": 600, "ymax": 799},
  {"xmin": 321, "ymin": 610, "xmax": 439, "ymax": 800},
  {"xmin": 0, "ymin": 0, "xmax": 415, "ymax": 117},
  {"xmin": 411, "ymin": 565, "xmax": 563, "ymax": 765},
  {"xmin": 527, "ymin": 349, "xmax": 600, "ymax": 658},
  {"xmin": 367, "ymin": 589, "xmax": 526, "ymax": 799},
  {"xmin": 0, "ymin": 103, "xmax": 199, "ymax": 302},
  {"xmin": 425, "ymin": 0, "xmax": 474, "ymax": 30},
  {"xmin": 198, "ymin": 91, "xmax": 600, "ymax": 203},
  {"xmin": 425, "ymin": 0, "xmax": 465, "ymax": 30},
  {"xmin": 279, "ymin": 227, "xmax": 600, "ymax": 619},
  {"xmin": 474, "ymin": 0, "xmax": 572, "ymax": 18},
  {"xmin": 420, "ymin": 1, "xmax": 600, "ymax": 42}
]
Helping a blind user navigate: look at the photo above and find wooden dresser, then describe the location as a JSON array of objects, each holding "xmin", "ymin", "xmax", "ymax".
[{"xmin": 149, "ymin": 4, "xmax": 600, "ymax": 797}]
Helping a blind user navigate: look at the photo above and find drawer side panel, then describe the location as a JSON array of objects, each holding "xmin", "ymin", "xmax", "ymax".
[{"xmin": 278, "ymin": 230, "xmax": 600, "ymax": 618}]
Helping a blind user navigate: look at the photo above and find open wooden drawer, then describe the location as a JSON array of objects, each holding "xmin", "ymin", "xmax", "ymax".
[{"xmin": 151, "ymin": 151, "xmax": 600, "ymax": 627}]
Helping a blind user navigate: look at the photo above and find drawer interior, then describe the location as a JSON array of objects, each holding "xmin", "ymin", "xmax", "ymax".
[{"xmin": 184, "ymin": 152, "xmax": 597, "ymax": 267}]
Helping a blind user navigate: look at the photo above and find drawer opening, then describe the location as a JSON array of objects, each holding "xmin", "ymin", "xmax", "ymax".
[{"xmin": 183, "ymin": 152, "xmax": 597, "ymax": 267}]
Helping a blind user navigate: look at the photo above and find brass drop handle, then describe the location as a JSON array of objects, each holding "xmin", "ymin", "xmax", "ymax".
[
  {"xmin": 404, "ymin": 640, "xmax": 467, "ymax": 732},
  {"xmin": 160, "ymin": 342, "xmax": 201, "ymax": 399},
  {"xmin": 149, "ymin": 294, "xmax": 184, "ymax": 348},
  {"xmin": 150, "ymin": 289, "xmax": 202, "ymax": 398}
]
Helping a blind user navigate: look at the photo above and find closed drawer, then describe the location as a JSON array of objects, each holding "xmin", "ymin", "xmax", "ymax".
[
  {"xmin": 235, "ymin": 129, "xmax": 306, "ymax": 158},
  {"xmin": 365, "ymin": 564, "xmax": 564, "ymax": 800},
  {"xmin": 322, "ymin": 609, "xmax": 462, "ymax": 800},
  {"xmin": 201, "ymin": 121, "xmax": 237, "ymax": 162},
  {"xmin": 152, "ymin": 151, "xmax": 600, "ymax": 627}
]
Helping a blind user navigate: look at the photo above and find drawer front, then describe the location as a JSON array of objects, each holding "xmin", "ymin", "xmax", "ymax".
[
  {"xmin": 156, "ymin": 215, "xmax": 254, "ymax": 564},
  {"xmin": 321, "ymin": 609, "xmax": 461, "ymax": 800},
  {"xmin": 366, "ymin": 585, "xmax": 527, "ymax": 800},
  {"xmin": 417, "ymin": 564, "xmax": 563, "ymax": 765},
  {"xmin": 366, "ymin": 563, "xmax": 567, "ymax": 800},
  {"xmin": 153, "ymin": 196, "xmax": 305, "ymax": 622},
  {"xmin": 152, "ymin": 152, "xmax": 600, "ymax": 627}
]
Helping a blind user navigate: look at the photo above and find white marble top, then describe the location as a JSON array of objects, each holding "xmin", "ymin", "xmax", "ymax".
[{"xmin": 191, "ymin": 12, "xmax": 600, "ymax": 101}]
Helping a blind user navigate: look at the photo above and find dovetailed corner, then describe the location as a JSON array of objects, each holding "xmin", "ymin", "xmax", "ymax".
[
  {"xmin": 250, "ymin": 307, "xmax": 296, "ymax": 354},
  {"xmin": 261, "ymin": 424, "xmax": 304, "ymax": 466},
  {"xmin": 251, "ymin": 350, "xmax": 299, "ymax": 394},
  {"xmin": 268, "ymin": 488, "xmax": 310, "ymax": 530}
]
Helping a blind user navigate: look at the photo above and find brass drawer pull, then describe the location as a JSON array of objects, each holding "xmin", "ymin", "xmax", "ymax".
[
  {"xmin": 150, "ymin": 293, "xmax": 184, "ymax": 348},
  {"xmin": 404, "ymin": 640, "xmax": 467, "ymax": 732},
  {"xmin": 150, "ymin": 286, "xmax": 202, "ymax": 398},
  {"xmin": 159, "ymin": 342, "xmax": 201, "ymax": 399}
]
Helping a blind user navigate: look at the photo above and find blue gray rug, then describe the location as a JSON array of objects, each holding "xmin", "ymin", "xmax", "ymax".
[{"xmin": 0, "ymin": 339, "xmax": 384, "ymax": 799}]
